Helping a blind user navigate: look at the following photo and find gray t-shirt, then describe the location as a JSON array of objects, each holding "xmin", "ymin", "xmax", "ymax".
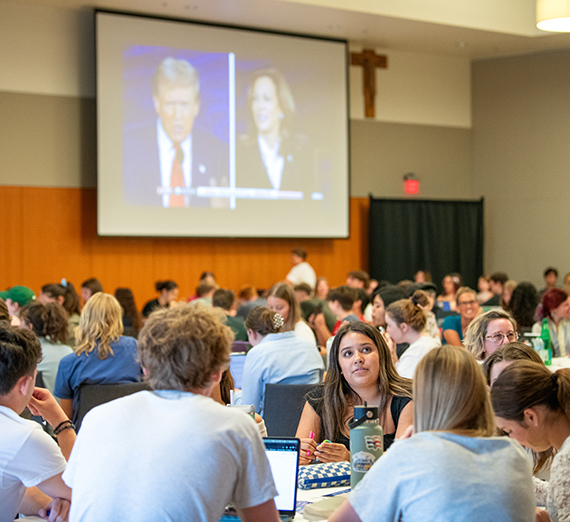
[
  {"xmin": 64, "ymin": 390, "xmax": 277, "ymax": 521},
  {"xmin": 350, "ymin": 431, "xmax": 535, "ymax": 522}
]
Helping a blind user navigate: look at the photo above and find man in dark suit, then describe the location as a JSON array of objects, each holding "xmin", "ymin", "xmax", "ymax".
[{"xmin": 123, "ymin": 57, "xmax": 228, "ymax": 207}]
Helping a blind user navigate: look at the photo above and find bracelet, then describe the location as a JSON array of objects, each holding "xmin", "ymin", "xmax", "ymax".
[{"xmin": 54, "ymin": 420, "xmax": 76, "ymax": 436}]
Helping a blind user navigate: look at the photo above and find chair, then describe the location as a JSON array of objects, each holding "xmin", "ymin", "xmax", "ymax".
[
  {"xmin": 75, "ymin": 382, "xmax": 151, "ymax": 431},
  {"xmin": 231, "ymin": 340, "xmax": 252, "ymax": 353},
  {"xmin": 263, "ymin": 383, "xmax": 318, "ymax": 437}
]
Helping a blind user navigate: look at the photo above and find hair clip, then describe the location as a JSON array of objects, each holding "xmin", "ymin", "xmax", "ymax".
[
  {"xmin": 273, "ymin": 313, "xmax": 284, "ymax": 329},
  {"xmin": 60, "ymin": 278, "xmax": 67, "ymax": 287}
]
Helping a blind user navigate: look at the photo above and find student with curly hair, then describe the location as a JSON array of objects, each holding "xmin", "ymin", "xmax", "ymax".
[
  {"xmin": 61, "ymin": 304, "xmax": 280, "ymax": 522},
  {"xmin": 19, "ymin": 302, "xmax": 72, "ymax": 395}
]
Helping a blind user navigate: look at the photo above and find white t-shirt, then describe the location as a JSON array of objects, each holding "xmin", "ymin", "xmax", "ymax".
[
  {"xmin": 286, "ymin": 261, "xmax": 317, "ymax": 288},
  {"xmin": 350, "ymin": 432, "xmax": 535, "ymax": 522},
  {"xmin": 63, "ymin": 390, "xmax": 277, "ymax": 522},
  {"xmin": 0, "ymin": 406, "xmax": 67, "ymax": 522},
  {"xmin": 396, "ymin": 336, "xmax": 440, "ymax": 379},
  {"xmin": 295, "ymin": 320, "xmax": 317, "ymax": 345},
  {"xmin": 37, "ymin": 337, "xmax": 73, "ymax": 395}
]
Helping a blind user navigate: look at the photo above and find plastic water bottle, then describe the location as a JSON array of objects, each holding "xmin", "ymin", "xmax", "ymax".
[
  {"xmin": 348, "ymin": 403, "xmax": 383, "ymax": 489},
  {"xmin": 541, "ymin": 318, "xmax": 553, "ymax": 365}
]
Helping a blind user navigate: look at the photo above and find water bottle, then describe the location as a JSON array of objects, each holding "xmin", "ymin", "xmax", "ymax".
[
  {"xmin": 348, "ymin": 403, "xmax": 383, "ymax": 489},
  {"xmin": 540, "ymin": 318, "xmax": 553, "ymax": 366}
]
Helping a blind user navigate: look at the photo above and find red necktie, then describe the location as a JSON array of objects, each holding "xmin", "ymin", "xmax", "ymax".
[{"xmin": 170, "ymin": 144, "xmax": 185, "ymax": 207}]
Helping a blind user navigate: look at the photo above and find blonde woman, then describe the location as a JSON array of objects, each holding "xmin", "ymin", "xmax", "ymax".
[
  {"xmin": 54, "ymin": 293, "xmax": 142, "ymax": 421},
  {"xmin": 329, "ymin": 346, "xmax": 535, "ymax": 522},
  {"xmin": 463, "ymin": 308, "xmax": 518, "ymax": 361}
]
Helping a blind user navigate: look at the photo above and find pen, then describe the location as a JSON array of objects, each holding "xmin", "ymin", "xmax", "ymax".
[{"xmin": 307, "ymin": 431, "xmax": 314, "ymax": 456}]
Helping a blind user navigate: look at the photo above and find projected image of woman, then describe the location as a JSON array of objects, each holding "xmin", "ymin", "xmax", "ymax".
[{"xmin": 238, "ymin": 69, "xmax": 307, "ymax": 193}]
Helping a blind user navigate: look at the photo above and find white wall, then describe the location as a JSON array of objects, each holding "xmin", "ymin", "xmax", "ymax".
[
  {"xmin": 349, "ymin": 46, "xmax": 471, "ymax": 128},
  {"xmin": 0, "ymin": 2, "xmax": 472, "ymax": 129}
]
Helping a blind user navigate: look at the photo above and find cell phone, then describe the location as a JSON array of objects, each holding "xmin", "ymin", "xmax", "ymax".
[{"xmin": 313, "ymin": 303, "xmax": 323, "ymax": 315}]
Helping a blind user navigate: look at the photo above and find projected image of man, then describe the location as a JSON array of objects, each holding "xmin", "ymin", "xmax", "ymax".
[{"xmin": 123, "ymin": 57, "xmax": 228, "ymax": 208}]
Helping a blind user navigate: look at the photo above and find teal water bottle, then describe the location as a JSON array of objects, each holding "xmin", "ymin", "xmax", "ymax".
[
  {"xmin": 348, "ymin": 404, "xmax": 383, "ymax": 489},
  {"xmin": 541, "ymin": 318, "xmax": 552, "ymax": 365}
]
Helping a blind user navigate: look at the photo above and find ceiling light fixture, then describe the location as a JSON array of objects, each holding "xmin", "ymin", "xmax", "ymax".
[{"xmin": 537, "ymin": 0, "xmax": 570, "ymax": 32}]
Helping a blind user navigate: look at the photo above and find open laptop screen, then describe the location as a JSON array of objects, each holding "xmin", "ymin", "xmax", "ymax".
[{"xmin": 264, "ymin": 438, "xmax": 300, "ymax": 516}]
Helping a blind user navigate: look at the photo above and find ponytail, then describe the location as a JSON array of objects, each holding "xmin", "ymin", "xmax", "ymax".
[
  {"xmin": 245, "ymin": 307, "xmax": 283, "ymax": 336},
  {"xmin": 386, "ymin": 296, "xmax": 426, "ymax": 332},
  {"xmin": 491, "ymin": 360, "xmax": 570, "ymax": 421}
]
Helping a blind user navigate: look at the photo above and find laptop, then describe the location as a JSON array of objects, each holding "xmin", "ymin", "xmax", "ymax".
[
  {"xmin": 229, "ymin": 353, "xmax": 247, "ymax": 390},
  {"xmin": 221, "ymin": 437, "xmax": 300, "ymax": 521}
]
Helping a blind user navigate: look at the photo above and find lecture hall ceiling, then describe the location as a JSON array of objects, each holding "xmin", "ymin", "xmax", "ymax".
[{"xmin": 19, "ymin": 0, "xmax": 570, "ymax": 59}]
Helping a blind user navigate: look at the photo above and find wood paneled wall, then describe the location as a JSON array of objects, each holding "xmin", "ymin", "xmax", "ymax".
[{"xmin": 0, "ymin": 186, "xmax": 369, "ymax": 307}]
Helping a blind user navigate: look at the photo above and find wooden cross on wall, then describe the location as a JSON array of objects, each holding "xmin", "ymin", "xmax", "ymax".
[{"xmin": 351, "ymin": 49, "xmax": 387, "ymax": 118}]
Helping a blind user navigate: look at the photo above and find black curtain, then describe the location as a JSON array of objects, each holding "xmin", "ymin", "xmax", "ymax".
[{"xmin": 368, "ymin": 197, "xmax": 484, "ymax": 292}]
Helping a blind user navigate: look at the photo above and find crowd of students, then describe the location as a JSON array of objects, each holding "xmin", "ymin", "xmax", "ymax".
[{"xmin": 1, "ymin": 258, "xmax": 570, "ymax": 521}]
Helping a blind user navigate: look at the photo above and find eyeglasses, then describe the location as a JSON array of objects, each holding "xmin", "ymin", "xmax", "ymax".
[
  {"xmin": 457, "ymin": 300, "xmax": 477, "ymax": 306},
  {"xmin": 485, "ymin": 331, "xmax": 518, "ymax": 344}
]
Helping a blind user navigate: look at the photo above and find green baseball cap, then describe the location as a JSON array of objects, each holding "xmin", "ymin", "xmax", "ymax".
[{"xmin": 0, "ymin": 286, "xmax": 36, "ymax": 306}]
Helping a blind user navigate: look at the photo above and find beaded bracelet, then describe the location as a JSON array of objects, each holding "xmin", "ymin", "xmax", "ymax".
[{"xmin": 54, "ymin": 420, "xmax": 76, "ymax": 436}]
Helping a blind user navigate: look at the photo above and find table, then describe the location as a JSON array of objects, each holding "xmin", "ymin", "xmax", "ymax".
[
  {"xmin": 296, "ymin": 486, "xmax": 350, "ymax": 521},
  {"xmin": 551, "ymin": 356, "xmax": 570, "ymax": 370}
]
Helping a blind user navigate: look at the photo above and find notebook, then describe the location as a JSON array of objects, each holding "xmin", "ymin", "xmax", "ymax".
[{"xmin": 221, "ymin": 437, "xmax": 300, "ymax": 521}]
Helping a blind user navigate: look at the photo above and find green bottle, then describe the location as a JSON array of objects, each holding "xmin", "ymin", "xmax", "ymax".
[
  {"xmin": 541, "ymin": 318, "xmax": 552, "ymax": 365},
  {"xmin": 348, "ymin": 404, "xmax": 383, "ymax": 489}
]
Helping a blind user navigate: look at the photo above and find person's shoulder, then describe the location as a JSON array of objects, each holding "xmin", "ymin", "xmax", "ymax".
[
  {"xmin": 58, "ymin": 349, "xmax": 79, "ymax": 367},
  {"xmin": 114, "ymin": 335, "xmax": 137, "ymax": 348},
  {"xmin": 305, "ymin": 383, "xmax": 325, "ymax": 404}
]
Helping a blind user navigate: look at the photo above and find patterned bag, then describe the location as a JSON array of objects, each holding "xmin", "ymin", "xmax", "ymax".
[{"xmin": 297, "ymin": 461, "xmax": 351, "ymax": 490}]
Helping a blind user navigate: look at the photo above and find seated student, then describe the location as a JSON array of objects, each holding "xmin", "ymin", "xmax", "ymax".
[
  {"xmin": 142, "ymin": 280, "xmax": 179, "ymax": 318},
  {"xmin": 385, "ymin": 291, "xmax": 441, "ymax": 379},
  {"xmin": 0, "ymin": 285, "xmax": 36, "ymax": 326},
  {"xmin": 114, "ymin": 287, "xmax": 143, "ymax": 339},
  {"xmin": 267, "ymin": 282, "xmax": 316, "ymax": 344},
  {"xmin": 441, "ymin": 286, "xmax": 480, "ymax": 346},
  {"xmin": 329, "ymin": 346, "xmax": 535, "ymax": 522},
  {"xmin": 213, "ymin": 288, "xmax": 248, "ymax": 341},
  {"xmin": 236, "ymin": 285, "xmax": 267, "ymax": 321},
  {"xmin": 296, "ymin": 321, "xmax": 413, "ymax": 464},
  {"xmin": 492, "ymin": 361, "xmax": 570, "ymax": 522},
  {"xmin": 482, "ymin": 342, "xmax": 553, "ymax": 480},
  {"xmin": 482, "ymin": 272, "xmax": 508, "ymax": 307},
  {"xmin": 54, "ymin": 293, "xmax": 141, "ymax": 421},
  {"xmin": 19, "ymin": 302, "xmax": 73, "ymax": 395},
  {"xmin": 463, "ymin": 308, "xmax": 518, "ymax": 362},
  {"xmin": 309, "ymin": 286, "xmax": 361, "ymax": 347},
  {"xmin": 352, "ymin": 289, "xmax": 370, "ymax": 323},
  {"xmin": 241, "ymin": 307, "xmax": 324, "ymax": 415},
  {"xmin": 0, "ymin": 326, "xmax": 76, "ymax": 522},
  {"xmin": 531, "ymin": 287, "xmax": 570, "ymax": 357},
  {"xmin": 40, "ymin": 281, "xmax": 82, "ymax": 347},
  {"xmin": 62, "ymin": 305, "xmax": 280, "ymax": 522},
  {"xmin": 80, "ymin": 278, "xmax": 103, "ymax": 306}
]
